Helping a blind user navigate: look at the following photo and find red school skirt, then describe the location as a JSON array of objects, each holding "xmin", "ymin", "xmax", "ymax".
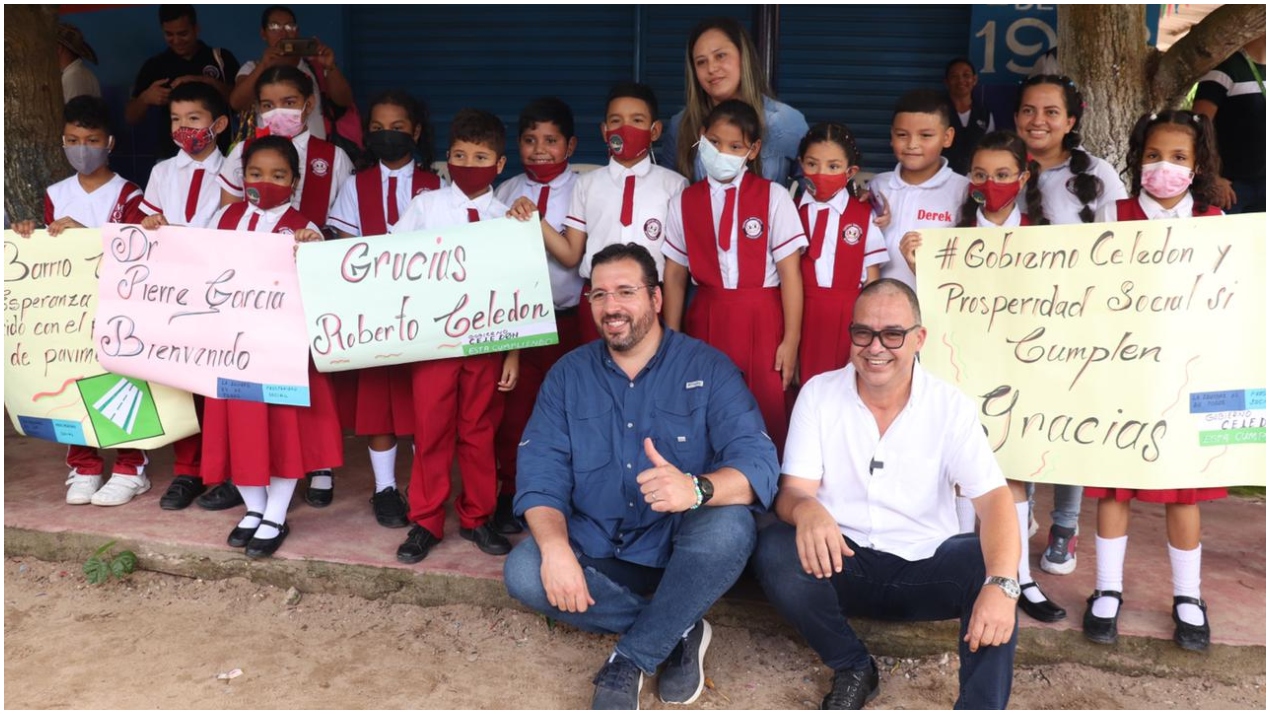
[
  {"xmin": 200, "ymin": 363, "xmax": 344, "ymax": 486},
  {"xmin": 354, "ymin": 364, "xmax": 415, "ymax": 437},
  {"xmin": 685, "ymin": 285, "xmax": 788, "ymax": 451},
  {"xmin": 1085, "ymin": 486, "xmax": 1228, "ymax": 504},
  {"xmin": 799, "ymin": 285, "xmax": 858, "ymax": 383}
]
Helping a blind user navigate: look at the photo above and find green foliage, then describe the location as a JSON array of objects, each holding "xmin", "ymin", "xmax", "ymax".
[{"xmin": 82, "ymin": 540, "xmax": 138, "ymax": 585}]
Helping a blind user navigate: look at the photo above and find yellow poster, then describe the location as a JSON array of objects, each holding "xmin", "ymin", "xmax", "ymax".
[
  {"xmin": 917, "ymin": 214, "xmax": 1265, "ymax": 489},
  {"xmin": 4, "ymin": 229, "xmax": 199, "ymax": 448}
]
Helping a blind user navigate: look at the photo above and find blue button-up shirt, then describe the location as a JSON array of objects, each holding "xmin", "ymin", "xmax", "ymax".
[{"xmin": 514, "ymin": 329, "xmax": 779, "ymax": 568}]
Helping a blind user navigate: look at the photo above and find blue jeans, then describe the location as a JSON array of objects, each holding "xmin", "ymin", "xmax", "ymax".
[
  {"xmin": 504, "ymin": 505, "xmax": 756, "ymax": 674},
  {"xmin": 752, "ymin": 522, "xmax": 1016, "ymax": 710},
  {"xmin": 1025, "ymin": 483, "xmax": 1082, "ymax": 530}
]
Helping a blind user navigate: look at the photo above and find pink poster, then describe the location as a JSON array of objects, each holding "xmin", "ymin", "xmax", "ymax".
[{"xmin": 94, "ymin": 224, "xmax": 311, "ymax": 406}]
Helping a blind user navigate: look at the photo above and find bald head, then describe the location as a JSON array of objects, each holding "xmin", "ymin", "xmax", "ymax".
[{"xmin": 855, "ymin": 278, "xmax": 922, "ymax": 325}]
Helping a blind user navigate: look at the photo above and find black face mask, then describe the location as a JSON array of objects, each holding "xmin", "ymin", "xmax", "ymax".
[{"xmin": 366, "ymin": 130, "xmax": 415, "ymax": 162}]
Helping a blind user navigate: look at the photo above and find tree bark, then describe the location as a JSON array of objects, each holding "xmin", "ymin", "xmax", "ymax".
[
  {"xmin": 4, "ymin": 5, "xmax": 67, "ymax": 223},
  {"xmin": 1154, "ymin": 4, "xmax": 1268, "ymax": 102}
]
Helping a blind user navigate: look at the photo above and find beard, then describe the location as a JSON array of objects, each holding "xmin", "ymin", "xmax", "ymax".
[{"xmin": 601, "ymin": 307, "xmax": 655, "ymax": 353}]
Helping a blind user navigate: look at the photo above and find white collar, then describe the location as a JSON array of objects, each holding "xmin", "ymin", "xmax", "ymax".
[
  {"xmin": 379, "ymin": 161, "xmax": 415, "ymax": 180},
  {"xmin": 799, "ymin": 186, "xmax": 850, "ymax": 214},
  {"xmin": 976, "ymin": 204, "xmax": 1022, "ymax": 227},
  {"xmin": 707, "ymin": 170, "xmax": 746, "ymax": 194},
  {"xmin": 1138, "ymin": 191, "xmax": 1193, "ymax": 218},
  {"xmin": 447, "ymin": 181, "xmax": 494, "ymax": 209},
  {"xmin": 607, "ymin": 155, "xmax": 652, "ymax": 180},
  {"xmin": 886, "ymin": 158, "xmax": 955, "ymax": 190}
]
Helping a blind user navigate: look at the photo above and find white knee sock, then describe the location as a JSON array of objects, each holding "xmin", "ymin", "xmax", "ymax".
[
  {"xmin": 237, "ymin": 486, "xmax": 267, "ymax": 529},
  {"xmin": 369, "ymin": 445, "xmax": 398, "ymax": 492},
  {"xmin": 1169, "ymin": 543, "xmax": 1205, "ymax": 626},
  {"xmin": 1015, "ymin": 502, "xmax": 1045, "ymax": 603},
  {"xmin": 1092, "ymin": 535, "xmax": 1127, "ymax": 618},
  {"xmin": 308, "ymin": 468, "xmax": 333, "ymax": 491},
  {"xmin": 955, "ymin": 496, "xmax": 977, "ymax": 534},
  {"xmin": 257, "ymin": 477, "xmax": 299, "ymax": 539}
]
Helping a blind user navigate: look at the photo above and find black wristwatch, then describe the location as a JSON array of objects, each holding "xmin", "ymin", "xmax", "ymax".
[{"xmin": 696, "ymin": 475, "xmax": 714, "ymax": 505}]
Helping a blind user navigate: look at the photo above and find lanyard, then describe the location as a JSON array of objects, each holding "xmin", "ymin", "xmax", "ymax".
[{"xmin": 1241, "ymin": 50, "xmax": 1266, "ymax": 96}]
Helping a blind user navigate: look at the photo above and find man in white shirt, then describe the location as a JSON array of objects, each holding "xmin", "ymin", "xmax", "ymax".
[{"xmin": 752, "ymin": 278, "xmax": 1019, "ymax": 710}]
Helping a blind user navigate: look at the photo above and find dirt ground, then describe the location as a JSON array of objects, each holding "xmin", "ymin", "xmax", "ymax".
[{"xmin": 3, "ymin": 557, "xmax": 1264, "ymax": 710}]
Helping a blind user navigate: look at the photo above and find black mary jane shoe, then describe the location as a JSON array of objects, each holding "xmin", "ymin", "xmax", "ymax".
[
  {"xmin": 1018, "ymin": 581, "xmax": 1067, "ymax": 622},
  {"xmin": 1082, "ymin": 589, "xmax": 1122, "ymax": 645},
  {"xmin": 245, "ymin": 520, "xmax": 290, "ymax": 559},
  {"xmin": 1172, "ymin": 596, "xmax": 1211, "ymax": 652},
  {"xmin": 227, "ymin": 510, "xmax": 265, "ymax": 548},
  {"xmin": 304, "ymin": 470, "xmax": 334, "ymax": 508}
]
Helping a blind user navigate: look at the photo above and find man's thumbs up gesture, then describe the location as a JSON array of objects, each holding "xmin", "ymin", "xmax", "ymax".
[{"xmin": 636, "ymin": 437, "xmax": 696, "ymax": 513}]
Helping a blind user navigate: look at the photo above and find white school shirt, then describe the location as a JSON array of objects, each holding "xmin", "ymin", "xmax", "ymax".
[
  {"xmin": 976, "ymin": 204, "xmax": 1024, "ymax": 227},
  {"xmin": 797, "ymin": 190, "xmax": 888, "ymax": 288},
  {"xmin": 327, "ymin": 163, "xmax": 444, "ymax": 236},
  {"xmin": 874, "ymin": 159, "xmax": 969, "ymax": 291},
  {"xmin": 237, "ymin": 59, "xmax": 327, "ymax": 140},
  {"xmin": 564, "ymin": 156, "xmax": 689, "ymax": 280},
  {"xmin": 662, "ymin": 172, "xmax": 807, "ymax": 289},
  {"xmin": 1093, "ymin": 192, "xmax": 1209, "ymax": 223},
  {"xmin": 391, "ymin": 182, "xmax": 510, "ymax": 234},
  {"xmin": 217, "ymin": 130, "xmax": 354, "ymax": 213},
  {"xmin": 782, "ymin": 363, "xmax": 1007, "ymax": 562},
  {"xmin": 45, "ymin": 173, "xmax": 141, "ymax": 228},
  {"xmin": 495, "ymin": 169, "xmax": 584, "ymax": 310},
  {"xmin": 209, "ymin": 202, "xmax": 320, "ymax": 234},
  {"xmin": 140, "ymin": 149, "xmax": 226, "ymax": 228},
  {"xmin": 1027, "ymin": 152, "xmax": 1127, "ymax": 225}
]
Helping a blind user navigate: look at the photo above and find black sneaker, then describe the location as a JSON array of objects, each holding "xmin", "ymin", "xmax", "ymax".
[
  {"xmin": 396, "ymin": 524, "xmax": 441, "ymax": 564},
  {"xmin": 822, "ymin": 657, "xmax": 879, "ymax": 710},
  {"xmin": 658, "ymin": 619, "xmax": 712, "ymax": 704},
  {"xmin": 459, "ymin": 523, "xmax": 512, "ymax": 556},
  {"xmin": 160, "ymin": 475, "xmax": 206, "ymax": 511},
  {"xmin": 196, "ymin": 481, "xmax": 243, "ymax": 511},
  {"xmin": 591, "ymin": 652, "xmax": 644, "ymax": 710},
  {"xmin": 491, "ymin": 493, "xmax": 523, "ymax": 535},
  {"xmin": 370, "ymin": 487, "xmax": 409, "ymax": 528},
  {"xmin": 304, "ymin": 469, "xmax": 334, "ymax": 508}
]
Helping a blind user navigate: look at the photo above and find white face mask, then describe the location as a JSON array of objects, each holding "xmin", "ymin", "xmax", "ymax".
[{"xmin": 696, "ymin": 137, "xmax": 748, "ymax": 183}]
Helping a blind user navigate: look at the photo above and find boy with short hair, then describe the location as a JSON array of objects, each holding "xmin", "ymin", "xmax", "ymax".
[
  {"xmin": 390, "ymin": 108, "xmax": 519, "ymax": 563},
  {"xmin": 564, "ymin": 82, "xmax": 688, "ymax": 342},
  {"xmin": 874, "ymin": 89, "xmax": 969, "ymax": 291},
  {"xmin": 13, "ymin": 95, "xmax": 148, "ymax": 507},
  {"xmin": 495, "ymin": 97, "xmax": 585, "ymax": 534}
]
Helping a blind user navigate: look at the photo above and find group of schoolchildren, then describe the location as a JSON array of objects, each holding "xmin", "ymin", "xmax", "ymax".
[{"xmin": 14, "ymin": 63, "xmax": 1228, "ymax": 651}]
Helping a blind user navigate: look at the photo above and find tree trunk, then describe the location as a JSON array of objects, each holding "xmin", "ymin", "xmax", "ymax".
[{"xmin": 3, "ymin": 5, "xmax": 66, "ymax": 223}]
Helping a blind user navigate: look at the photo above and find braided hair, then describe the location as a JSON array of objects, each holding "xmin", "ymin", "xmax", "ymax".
[
  {"xmin": 1125, "ymin": 110, "xmax": 1222, "ymax": 213},
  {"xmin": 1017, "ymin": 75, "xmax": 1101, "ymax": 223},
  {"xmin": 956, "ymin": 131, "xmax": 1049, "ymax": 227},
  {"xmin": 797, "ymin": 122, "xmax": 866, "ymax": 200}
]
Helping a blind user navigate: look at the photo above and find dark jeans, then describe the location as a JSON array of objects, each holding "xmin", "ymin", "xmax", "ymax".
[
  {"xmin": 1229, "ymin": 177, "xmax": 1266, "ymax": 214},
  {"xmin": 752, "ymin": 521, "xmax": 1016, "ymax": 709},
  {"xmin": 504, "ymin": 504, "xmax": 756, "ymax": 674}
]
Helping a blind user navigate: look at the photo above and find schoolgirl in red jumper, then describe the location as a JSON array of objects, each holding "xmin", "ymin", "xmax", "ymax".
[
  {"xmin": 795, "ymin": 123, "xmax": 887, "ymax": 382},
  {"xmin": 1083, "ymin": 110, "xmax": 1225, "ymax": 652},
  {"xmin": 328, "ymin": 90, "xmax": 442, "ymax": 527},
  {"xmin": 662, "ymin": 99, "xmax": 807, "ymax": 454},
  {"xmin": 203, "ymin": 136, "xmax": 343, "ymax": 558}
]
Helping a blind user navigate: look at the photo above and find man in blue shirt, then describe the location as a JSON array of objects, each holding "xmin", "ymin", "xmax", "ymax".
[{"xmin": 505, "ymin": 243, "xmax": 779, "ymax": 710}]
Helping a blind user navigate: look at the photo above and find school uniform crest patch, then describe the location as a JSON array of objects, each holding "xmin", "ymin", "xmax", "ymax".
[
  {"xmin": 742, "ymin": 217, "xmax": 765, "ymax": 239},
  {"xmin": 842, "ymin": 224, "xmax": 863, "ymax": 245},
  {"xmin": 643, "ymin": 218, "xmax": 662, "ymax": 241},
  {"xmin": 310, "ymin": 158, "xmax": 331, "ymax": 178}
]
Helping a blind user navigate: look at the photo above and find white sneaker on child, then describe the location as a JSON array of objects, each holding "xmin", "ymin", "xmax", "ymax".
[
  {"xmin": 91, "ymin": 473, "xmax": 151, "ymax": 506},
  {"xmin": 66, "ymin": 470, "xmax": 103, "ymax": 505}
]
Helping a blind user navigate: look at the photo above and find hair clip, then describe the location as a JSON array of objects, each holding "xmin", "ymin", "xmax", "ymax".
[
  {"xmin": 1190, "ymin": 113, "xmax": 1201, "ymax": 123},
  {"xmin": 1149, "ymin": 112, "xmax": 1159, "ymax": 121}
]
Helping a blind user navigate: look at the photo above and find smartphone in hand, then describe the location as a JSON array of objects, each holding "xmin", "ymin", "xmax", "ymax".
[{"xmin": 277, "ymin": 38, "xmax": 320, "ymax": 57}]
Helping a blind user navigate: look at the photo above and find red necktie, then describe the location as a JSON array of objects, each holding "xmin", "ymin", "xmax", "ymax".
[
  {"xmin": 717, "ymin": 187, "xmax": 737, "ymax": 251},
  {"xmin": 387, "ymin": 175, "xmax": 400, "ymax": 226},
  {"xmin": 185, "ymin": 168, "xmax": 204, "ymax": 222},
  {"xmin": 536, "ymin": 185, "xmax": 550, "ymax": 217},
  {"xmin": 619, "ymin": 175, "xmax": 635, "ymax": 227},
  {"xmin": 246, "ymin": 209, "xmax": 260, "ymax": 231},
  {"xmin": 467, "ymin": 208, "xmax": 480, "ymax": 223},
  {"xmin": 806, "ymin": 205, "xmax": 830, "ymax": 260}
]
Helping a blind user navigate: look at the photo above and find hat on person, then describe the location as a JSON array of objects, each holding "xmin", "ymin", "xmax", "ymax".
[{"xmin": 57, "ymin": 23, "xmax": 98, "ymax": 65}]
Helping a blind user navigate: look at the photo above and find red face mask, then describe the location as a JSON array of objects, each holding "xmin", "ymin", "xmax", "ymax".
[
  {"xmin": 172, "ymin": 126, "xmax": 216, "ymax": 156},
  {"xmin": 969, "ymin": 179, "xmax": 1023, "ymax": 213},
  {"xmin": 525, "ymin": 160, "xmax": 568, "ymax": 184},
  {"xmin": 804, "ymin": 172, "xmax": 849, "ymax": 202},
  {"xmin": 448, "ymin": 163, "xmax": 499, "ymax": 197},
  {"xmin": 603, "ymin": 125, "xmax": 651, "ymax": 163},
  {"xmin": 244, "ymin": 181, "xmax": 293, "ymax": 211}
]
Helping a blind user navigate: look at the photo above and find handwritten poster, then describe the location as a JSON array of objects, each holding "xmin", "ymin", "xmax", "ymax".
[
  {"xmin": 917, "ymin": 214, "xmax": 1265, "ymax": 489},
  {"xmin": 296, "ymin": 216, "xmax": 558, "ymax": 372},
  {"xmin": 4, "ymin": 229, "xmax": 198, "ymax": 448},
  {"xmin": 94, "ymin": 224, "xmax": 311, "ymax": 405}
]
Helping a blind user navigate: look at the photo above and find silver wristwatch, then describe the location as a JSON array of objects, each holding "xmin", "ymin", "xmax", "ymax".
[{"xmin": 984, "ymin": 575, "xmax": 1020, "ymax": 600}]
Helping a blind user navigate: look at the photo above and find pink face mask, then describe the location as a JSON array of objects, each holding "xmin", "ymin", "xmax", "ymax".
[
  {"xmin": 259, "ymin": 107, "xmax": 305, "ymax": 138},
  {"xmin": 1140, "ymin": 161, "xmax": 1194, "ymax": 200}
]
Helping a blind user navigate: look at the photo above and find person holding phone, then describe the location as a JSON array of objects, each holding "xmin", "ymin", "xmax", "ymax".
[{"xmin": 229, "ymin": 5, "xmax": 353, "ymax": 141}]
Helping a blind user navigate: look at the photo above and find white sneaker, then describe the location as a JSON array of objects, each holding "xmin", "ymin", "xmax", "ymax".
[
  {"xmin": 66, "ymin": 470, "xmax": 103, "ymax": 505},
  {"xmin": 90, "ymin": 473, "xmax": 152, "ymax": 506}
]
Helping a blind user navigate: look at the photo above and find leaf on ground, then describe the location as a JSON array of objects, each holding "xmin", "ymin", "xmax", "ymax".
[
  {"xmin": 114, "ymin": 550, "xmax": 138, "ymax": 574},
  {"xmin": 83, "ymin": 558, "xmax": 108, "ymax": 585}
]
